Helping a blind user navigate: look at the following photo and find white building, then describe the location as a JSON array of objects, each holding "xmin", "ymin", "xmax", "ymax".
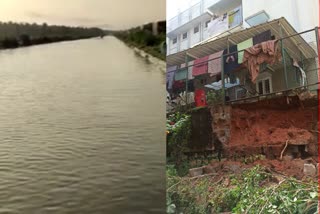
[
  {"xmin": 167, "ymin": 0, "xmax": 319, "ymax": 55},
  {"xmin": 166, "ymin": 0, "xmax": 319, "ymax": 104}
]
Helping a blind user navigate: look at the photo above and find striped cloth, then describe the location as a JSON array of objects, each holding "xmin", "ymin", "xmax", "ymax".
[{"xmin": 208, "ymin": 50, "xmax": 223, "ymax": 77}]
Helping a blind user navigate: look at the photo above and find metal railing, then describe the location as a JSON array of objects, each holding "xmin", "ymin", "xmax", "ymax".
[{"xmin": 166, "ymin": 27, "xmax": 319, "ymax": 112}]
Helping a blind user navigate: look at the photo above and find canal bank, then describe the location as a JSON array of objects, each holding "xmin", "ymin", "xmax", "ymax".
[{"xmin": 112, "ymin": 22, "xmax": 166, "ymax": 61}]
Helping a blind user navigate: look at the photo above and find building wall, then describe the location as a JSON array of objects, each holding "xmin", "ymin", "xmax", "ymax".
[
  {"xmin": 190, "ymin": 24, "xmax": 201, "ymax": 46},
  {"xmin": 168, "ymin": 0, "xmax": 318, "ymax": 55},
  {"xmin": 242, "ymin": 0, "xmax": 318, "ymax": 43},
  {"xmin": 180, "ymin": 32, "xmax": 189, "ymax": 51}
]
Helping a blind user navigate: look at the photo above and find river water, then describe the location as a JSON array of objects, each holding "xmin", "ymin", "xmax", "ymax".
[{"xmin": 0, "ymin": 36, "xmax": 166, "ymax": 213}]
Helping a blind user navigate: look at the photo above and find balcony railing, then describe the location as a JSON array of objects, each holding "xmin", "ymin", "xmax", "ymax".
[
  {"xmin": 167, "ymin": 1, "xmax": 204, "ymax": 32},
  {"xmin": 167, "ymin": 0, "xmax": 241, "ymax": 33}
]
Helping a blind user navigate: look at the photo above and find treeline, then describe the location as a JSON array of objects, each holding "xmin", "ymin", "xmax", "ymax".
[
  {"xmin": 0, "ymin": 21, "xmax": 104, "ymax": 49},
  {"xmin": 114, "ymin": 27, "xmax": 165, "ymax": 47},
  {"xmin": 112, "ymin": 22, "xmax": 166, "ymax": 60}
]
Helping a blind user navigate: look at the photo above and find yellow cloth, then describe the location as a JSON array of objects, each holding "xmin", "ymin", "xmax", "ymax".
[
  {"xmin": 228, "ymin": 14, "xmax": 235, "ymax": 26},
  {"xmin": 237, "ymin": 38, "xmax": 253, "ymax": 64}
]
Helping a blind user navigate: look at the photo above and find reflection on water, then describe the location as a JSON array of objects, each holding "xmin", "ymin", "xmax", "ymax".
[{"xmin": 0, "ymin": 36, "xmax": 166, "ymax": 213}]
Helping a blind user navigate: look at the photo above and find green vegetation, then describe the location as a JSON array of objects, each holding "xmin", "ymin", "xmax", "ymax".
[
  {"xmin": 0, "ymin": 21, "xmax": 103, "ymax": 49},
  {"xmin": 166, "ymin": 112, "xmax": 192, "ymax": 176},
  {"xmin": 167, "ymin": 165, "xmax": 318, "ymax": 214},
  {"xmin": 113, "ymin": 26, "xmax": 166, "ymax": 61},
  {"xmin": 207, "ymin": 90, "xmax": 223, "ymax": 105}
]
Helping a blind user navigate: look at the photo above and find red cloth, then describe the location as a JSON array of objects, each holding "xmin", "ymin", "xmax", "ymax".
[
  {"xmin": 192, "ymin": 56, "xmax": 209, "ymax": 76},
  {"xmin": 194, "ymin": 89, "xmax": 207, "ymax": 107}
]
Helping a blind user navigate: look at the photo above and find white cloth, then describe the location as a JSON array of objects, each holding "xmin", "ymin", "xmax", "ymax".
[
  {"xmin": 205, "ymin": 78, "xmax": 240, "ymax": 90},
  {"xmin": 207, "ymin": 13, "xmax": 228, "ymax": 37},
  {"xmin": 293, "ymin": 61, "xmax": 307, "ymax": 86}
]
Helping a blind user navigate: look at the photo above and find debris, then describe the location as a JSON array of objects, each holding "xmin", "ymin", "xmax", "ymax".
[
  {"xmin": 303, "ymin": 164, "xmax": 316, "ymax": 177},
  {"xmin": 280, "ymin": 140, "xmax": 289, "ymax": 160},
  {"xmin": 189, "ymin": 166, "xmax": 204, "ymax": 177}
]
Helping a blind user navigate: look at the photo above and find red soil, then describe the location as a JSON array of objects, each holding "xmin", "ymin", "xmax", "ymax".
[
  {"xmin": 230, "ymin": 107, "xmax": 316, "ymax": 146},
  {"xmin": 207, "ymin": 158, "xmax": 315, "ymax": 180}
]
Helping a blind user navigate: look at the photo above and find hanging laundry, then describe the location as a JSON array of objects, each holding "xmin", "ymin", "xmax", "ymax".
[
  {"xmin": 253, "ymin": 30, "xmax": 272, "ymax": 45},
  {"xmin": 237, "ymin": 38, "xmax": 253, "ymax": 64},
  {"xmin": 194, "ymin": 89, "xmax": 207, "ymax": 107},
  {"xmin": 188, "ymin": 61, "xmax": 195, "ymax": 80},
  {"xmin": 223, "ymin": 45, "xmax": 240, "ymax": 75},
  {"xmin": 207, "ymin": 13, "xmax": 228, "ymax": 37},
  {"xmin": 166, "ymin": 66, "xmax": 176, "ymax": 90},
  {"xmin": 192, "ymin": 55, "xmax": 209, "ymax": 76},
  {"xmin": 293, "ymin": 60, "xmax": 307, "ymax": 86},
  {"xmin": 208, "ymin": 50, "xmax": 223, "ymax": 77},
  {"xmin": 175, "ymin": 64, "xmax": 188, "ymax": 81},
  {"xmin": 172, "ymin": 80, "xmax": 185, "ymax": 94},
  {"xmin": 242, "ymin": 40, "xmax": 282, "ymax": 83},
  {"xmin": 228, "ymin": 73, "xmax": 237, "ymax": 84},
  {"xmin": 228, "ymin": 7, "xmax": 241, "ymax": 28}
]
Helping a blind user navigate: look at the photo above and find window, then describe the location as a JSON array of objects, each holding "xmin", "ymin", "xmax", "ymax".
[
  {"xmin": 258, "ymin": 81, "xmax": 263, "ymax": 94},
  {"xmin": 264, "ymin": 79, "xmax": 270, "ymax": 94},
  {"xmin": 194, "ymin": 26, "xmax": 199, "ymax": 34},
  {"xmin": 182, "ymin": 32, "xmax": 188, "ymax": 40},
  {"xmin": 236, "ymin": 88, "xmax": 246, "ymax": 99},
  {"xmin": 172, "ymin": 37, "xmax": 177, "ymax": 44},
  {"xmin": 205, "ymin": 20, "xmax": 211, "ymax": 28},
  {"xmin": 256, "ymin": 76, "xmax": 272, "ymax": 95}
]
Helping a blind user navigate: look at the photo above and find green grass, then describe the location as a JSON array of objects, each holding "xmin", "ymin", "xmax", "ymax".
[{"xmin": 167, "ymin": 165, "xmax": 318, "ymax": 214}]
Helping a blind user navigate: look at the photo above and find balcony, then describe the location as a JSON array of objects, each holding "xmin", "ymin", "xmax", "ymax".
[
  {"xmin": 167, "ymin": 1, "xmax": 207, "ymax": 34},
  {"xmin": 167, "ymin": 0, "xmax": 242, "ymax": 39}
]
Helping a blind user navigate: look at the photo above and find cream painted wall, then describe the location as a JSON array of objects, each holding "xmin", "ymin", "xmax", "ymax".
[{"xmin": 242, "ymin": 0, "xmax": 318, "ymax": 34}]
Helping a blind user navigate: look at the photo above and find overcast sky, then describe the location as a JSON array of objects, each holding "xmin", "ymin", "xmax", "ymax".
[{"xmin": 0, "ymin": 0, "xmax": 165, "ymax": 30}]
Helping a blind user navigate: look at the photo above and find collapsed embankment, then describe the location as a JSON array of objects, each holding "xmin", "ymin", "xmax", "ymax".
[
  {"xmin": 167, "ymin": 93, "xmax": 318, "ymax": 213},
  {"xmin": 211, "ymin": 94, "xmax": 318, "ymax": 160}
]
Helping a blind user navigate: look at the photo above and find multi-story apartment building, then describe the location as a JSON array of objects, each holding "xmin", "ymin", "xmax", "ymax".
[
  {"xmin": 166, "ymin": 0, "xmax": 319, "ymax": 109},
  {"xmin": 167, "ymin": 0, "xmax": 318, "ymax": 55}
]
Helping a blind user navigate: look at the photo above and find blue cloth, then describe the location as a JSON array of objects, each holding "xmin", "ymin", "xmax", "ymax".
[
  {"xmin": 166, "ymin": 66, "xmax": 177, "ymax": 90},
  {"xmin": 223, "ymin": 45, "xmax": 240, "ymax": 75}
]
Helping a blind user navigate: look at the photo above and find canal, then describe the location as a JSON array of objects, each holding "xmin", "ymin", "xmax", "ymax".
[{"xmin": 0, "ymin": 36, "xmax": 166, "ymax": 213}]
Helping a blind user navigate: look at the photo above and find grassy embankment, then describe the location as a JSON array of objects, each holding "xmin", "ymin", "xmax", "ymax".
[{"xmin": 113, "ymin": 29, "xmax": 166, "ymax": 61}]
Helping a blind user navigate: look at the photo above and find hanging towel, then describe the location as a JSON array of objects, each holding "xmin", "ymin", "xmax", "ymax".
[
  {"xmin": 172, "ymin": 80, "xmax": 185, "ymax": 94},
  {"xmin": 207, "ymin": 13, "xmax": 228, "ymax": 37},
  {"xmin": 208, "ymin": 50, "xmax": 223, "ymax": 77},
  {"xmin": 228, "ymin": 9, "xmax": 241, "ymax": 28},
  {"xmin": 253, "ymin": 30, "xmax": 272, "ymax": 45},
  {"xmin": 237, "ymin": 38, "xmax": 253, "ymax": 64},
  {"xmin": 242, "ymin": 40, "xmax": 282, "ymax": 83},
  {"xmin": 192, "ymin": 56, "xmax": 209, "ymax": 76},
  {"xmin": 293, "ymin": 60, "xmax": 307, "ymax": 86},
  {"xmin": 166, "ymin": 66, "xmax": 176, "ymax": 90},
  {"xmin": 228, "ymin": 13, "xmax": 234, "ymax": 25},
  {"xmin": 188, "ymin": 61, "xmax": 195, "ymax": 80},
  {"xmin": 175, "ymin": 64, "xmax": 188, "ymax": 81},
  {"xmin": 223, "ymin": 45, "xmax": 240, "ymax": 75},
  {"xmin": 194, "ymin": 89, "xmax": 207, "ymax": 107}
]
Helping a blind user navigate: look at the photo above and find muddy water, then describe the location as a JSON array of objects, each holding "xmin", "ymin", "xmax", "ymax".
[{"xmin": 0, "ymin": 37, "xmax": 166, "ymax": 213}]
